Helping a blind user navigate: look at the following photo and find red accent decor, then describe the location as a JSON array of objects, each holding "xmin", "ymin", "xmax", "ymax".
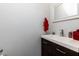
[
  {"xmin": 73, "ymin": 30, "xmax": 79, "ymax": 41},
  {"xmin": 43, "ymin": 17, "xmax": 49, "ymax": 32}
]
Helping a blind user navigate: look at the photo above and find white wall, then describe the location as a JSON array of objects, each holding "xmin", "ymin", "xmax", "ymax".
[
  {"xmin": 49, "ymin": 4, "xmax": 54, "ymax": 33},
  {"xmin": 0, "ymin": 3, "xmax": 50, "ymax": 56},
  {"xmin": 77, "ymin": 4, "xmax": 79, "ymax": 15}
]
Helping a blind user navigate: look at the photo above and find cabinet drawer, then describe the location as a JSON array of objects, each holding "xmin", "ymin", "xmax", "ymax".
[{"xmin": 53, "ymin": 42, "xmax": 78, "ymax": 56}]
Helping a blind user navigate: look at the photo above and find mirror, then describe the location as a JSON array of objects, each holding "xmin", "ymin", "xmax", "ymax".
[{"xmin": 54, "ymin": 3, "xmax": 78, "ymax": 20}]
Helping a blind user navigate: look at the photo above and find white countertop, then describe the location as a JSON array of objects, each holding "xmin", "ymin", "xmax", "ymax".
[{"xmin": 41, "ymin": 34, "xmax": 79, "ymax": 53}]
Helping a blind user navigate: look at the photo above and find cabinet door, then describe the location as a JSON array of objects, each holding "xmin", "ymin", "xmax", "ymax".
[
  {"xmin": 42, "ymin": 43, "xmax": 56, "ymax": 56},
  {"xmin": 41, "ymin": 38, "xmax": 56, "ymax": 56},
  {"xmin": 41, "ymin": 38, "xmax": 49, "ymax": 56},
  {"xmin": 42, "ymin": 44, "xmax": 48, "ymax": 56},
  {"xmin": 47, "ymin": 45, "xmax": 56, "ymax": 56}
]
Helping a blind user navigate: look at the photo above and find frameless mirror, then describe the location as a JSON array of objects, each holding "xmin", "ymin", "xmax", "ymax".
[{"xmin": 54, "ymin": 3, "xmax": 78, "ymax": 20}]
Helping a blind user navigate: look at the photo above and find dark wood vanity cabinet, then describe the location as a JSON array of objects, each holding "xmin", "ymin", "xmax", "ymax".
[{"xmin": 41, "ymin": 38, "xmax": 79, "ymax": 56}]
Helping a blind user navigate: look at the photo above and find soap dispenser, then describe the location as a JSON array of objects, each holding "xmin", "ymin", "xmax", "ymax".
[{"xmin": 68, "ymin": 32, "xmax": 72, "ymax": 38}]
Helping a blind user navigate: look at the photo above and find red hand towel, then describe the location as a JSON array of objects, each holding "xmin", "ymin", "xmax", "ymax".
[{"xmin": 43, "ymin": 17, "xmax": 49, "ymax": 32}]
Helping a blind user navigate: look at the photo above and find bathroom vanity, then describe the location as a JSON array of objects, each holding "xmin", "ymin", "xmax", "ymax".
[{"xmin": 41, "ymin": 34, "xmax": 79, "ymax": 56}]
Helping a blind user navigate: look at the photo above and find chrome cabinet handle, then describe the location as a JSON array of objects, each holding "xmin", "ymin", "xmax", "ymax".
[{"xmin": 56, "ymin": 48, "xmax": 66, "ymax": 54}]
